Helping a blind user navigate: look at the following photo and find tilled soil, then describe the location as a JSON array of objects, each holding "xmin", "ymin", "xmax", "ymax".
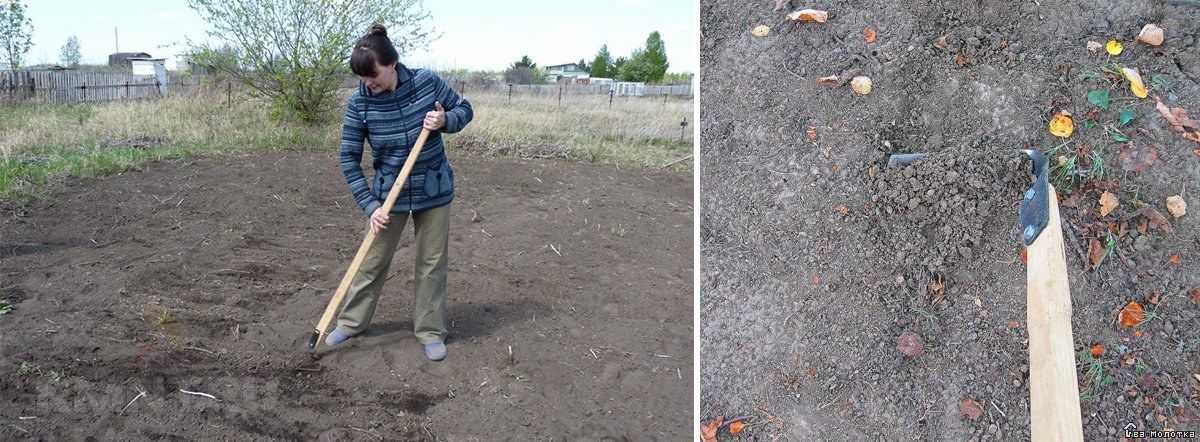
[
  {"xmin": 701, "ymin": 0, "xmax": 1199, "ymax": 440},
  {"xmin": 0, "ymin": 149, "xmax": 693, "ymax": 441}
]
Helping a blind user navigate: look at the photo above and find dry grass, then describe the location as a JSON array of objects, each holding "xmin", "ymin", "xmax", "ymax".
[{"xmin": 0, "ymin": 85, "xmax": 693, "ymax": 205}]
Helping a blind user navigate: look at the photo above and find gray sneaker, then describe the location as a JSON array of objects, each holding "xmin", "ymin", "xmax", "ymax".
[{"xmin": 424, "ymin": 342, "xmax": 446, "ymax": 361}]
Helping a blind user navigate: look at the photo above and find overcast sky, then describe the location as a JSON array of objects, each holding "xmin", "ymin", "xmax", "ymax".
[{"xmin": 22, "ymin": 0, "xmax": 697, "ymax": 73}]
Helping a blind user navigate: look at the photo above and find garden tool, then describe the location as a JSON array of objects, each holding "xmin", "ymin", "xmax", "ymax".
[{"xmin": 307, "ymin": 128, "xmax": 432, "ymax": 353}]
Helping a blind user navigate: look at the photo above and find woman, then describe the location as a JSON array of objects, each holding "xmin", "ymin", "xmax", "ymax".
[{"xmin": 327, "ymin": 24, "xmax": 473, "ymax": 361}]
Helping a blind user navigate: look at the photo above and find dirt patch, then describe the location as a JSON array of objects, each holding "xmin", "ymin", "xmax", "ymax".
[
  {"xmin": 701, "ymin": 0, "xmax": 1199, "ymax": 440},
  {"xmin": 0, "ymin": 148, "xmax": 692, "ymax": 440}
]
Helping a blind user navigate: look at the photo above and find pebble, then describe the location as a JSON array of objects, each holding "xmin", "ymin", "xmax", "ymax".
[{"xmin": 988, "ymin": 424, "xmax": 998, "ymax": 435}]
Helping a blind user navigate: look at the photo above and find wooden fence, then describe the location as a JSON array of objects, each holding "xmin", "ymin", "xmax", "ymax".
[{"xmin": 0, "ymin": 71, "xmax": 196, "ymax": 106}]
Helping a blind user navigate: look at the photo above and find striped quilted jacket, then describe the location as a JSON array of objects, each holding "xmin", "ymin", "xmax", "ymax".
[{"xmin": 339, "ymin": 64, "xmax": 473, "ymax": 214}]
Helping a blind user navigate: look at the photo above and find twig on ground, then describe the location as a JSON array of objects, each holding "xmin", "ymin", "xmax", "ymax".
[
  {"xmin": 8, "ymin": 425, "xmax": 28, "ymax": 435},
  {"xmin": 549, "ymin": 244, "xmax": 561, "ymax": 256},
  {"xmin": 1061, "ymin": 219, "xmax": 1087, "ymax": 268},
  {"xmin": 121, "ymin": 388, "xmax": 147, "ymax": 414},
  {"xmin": 179, "ymin": 389, "xmax": 220, "ymax": 401},
  {"xmin": 660, "ymin": 155, "xmax": 692, "ymax": 169},
  {"xmin": 183, "ymin": 346, "xmax": 216, "ymax": 355},
  {"xmin": 348, "ymin": 426, "xmax": 382, "ymax": 441},
  {"xmin": 481, "ymin": 229, "xmax": 494, "ymax": 238},
  {"xmin": 991, "ymin": 401, "xmax": 1007, "ymax": 417}
]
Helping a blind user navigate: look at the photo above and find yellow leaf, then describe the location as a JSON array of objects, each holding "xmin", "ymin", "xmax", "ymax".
[
  {"xmin": 786, "ymin": 8, "xmax": 828, "ymax": 23},
  {"xmin": 1100, "ymin": 191, "xmax": 1119, "ymax": 217},
  {"xmin": 752, "ymin": 25, "xmax": 771, "ymax": 37},
  {"xmin": 1166, "ymin": 195, "xmax": 1186, "ymax": 218},
  {"xmin": 1123, "ymin": 67, "xmax": 1148, "ymax": 99},
  {"xmin": 1049, "ymin": 111, "xmax": 1074, "ymax": 138},
  {"xmin": 1106, "ymin": 40, "xmax": 1123, "ymax": 55}
]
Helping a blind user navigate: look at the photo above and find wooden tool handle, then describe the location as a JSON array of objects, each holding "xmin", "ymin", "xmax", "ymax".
[
  {"xmin": 1025, "ymin": 187, "xmax": 1083, "ymax": 441},
  {"xmin": 311, "ymin": 128, "xmax": 432, "ymax": 350}
]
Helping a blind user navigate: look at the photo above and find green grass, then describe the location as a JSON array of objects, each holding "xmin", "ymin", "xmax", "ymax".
[
  {"xmin": 610, "ymin": 225, "xmax": 627, "ymax": 237},
  {"xmin": 1076, "ymin": 349, "xmax": 1114, "ymax": 403},
  {"xmin": 1, "ymin": 87, "xmax": 693, "ymax": 207},
  {"xmin": 16, "ymin": 361, "xmax": 39, "ymax": 377},
  {"xmin": 51, "ymin": 370, "xmax": 71, "ymax": 382},
  {"xmin": 0, "ymin": 299, "xmax": 10, "ymax": 315},
  {"xmin": 156, "ymin": 310, "xmax": 172, "ymax": 325}
]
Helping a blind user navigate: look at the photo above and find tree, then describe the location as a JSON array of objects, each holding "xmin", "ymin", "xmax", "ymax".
[
  {"xmin": 611, "ymin": 56, "xmax": 627, "ymax": 78},
  {"xmin": 0, "ymin": 0, "xmax": 33, "ymax": 70},
  {"xmin": 186, "ymin": 0, "xmax": 435, "ymax": 124},
  {"xmin": 60, "ymin": 35, "xmax": 81, "ymax": 68},
  {"xmin": 509, "ymin": 55, "xmax": 536, "ymax": 70},
  {"xmin": 575, "ymin": 57, "xmax": 590, "ymax": 74},
  {"xmin": 590, "ymin": 44, "xmax": 612, "ymax": 78},
  {"xmin": 619, "ymin": 31, "xmax": 669, "ymax": 83}
]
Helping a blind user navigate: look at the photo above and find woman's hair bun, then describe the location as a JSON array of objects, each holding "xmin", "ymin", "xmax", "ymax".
[{"xmin": 370, "ymin": 24, "xmax": 388, "ymax": 37}]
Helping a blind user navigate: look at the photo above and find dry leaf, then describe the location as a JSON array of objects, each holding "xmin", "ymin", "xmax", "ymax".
[
  {"xmin": 1091, "ymin": 344, "xmax": 1105, "ymax": 356},
  {"xmin": 1008, "ymin": 321, "xmax": 1020, "ymax": 329},
  {"xmin": 701, "ymin": 417, "xmax": 722, "ymax": 442},
  {"xmin": 960, "ymin": 399, "xmax": 984, "ymax": 421},
  {"xmin": 1107, "ymin": 40, "xmax": 1124, "ymax": 55},
  {"xmin": 935, "ymin": 36, "xmax": 949, "ymax": 50},
  {"xmin": 786, "ymin": 8, "xmax": 828, "ymax": 23},
  {"xmin": 850, "ymin": 76, "xmax": 872, "ymax": 95},
  {"xmin": 1148, "ymin": 290, "xmax": 1160, "ymax": 305},
  {"xmin": 1087, "ymin": 237, "xmax": 1105, "ymax": 270},
  {"xmin": 955, "ymin": 53, "xmax": 966, "ymax": 67},
  {"xmin": 1166, "ymin": 195, "xmax": 1187, "ymax": 218},
  {"xmin": 897, "ymin": 331, "xmax": 924, "ymax": 356},
  {"xmin": 817, "ymin": 75, "xmax": 840, "ymax": 87},
  {"xmin": 1020, "ymin": 248, "xmax": 1028, "ymax": 263},
  {"xmin": 774, "ymin": 0, "xmax": 789, "ymax": 11},
  {"xmin": 929, "ymin": 276, "xmax": 945, "ymax": 306},
  {"xmin": 1189, "ymin": 287, "xmax": 1200, "ymax": 303},
  {"xmin": 1120, "ymin": 144, "xmax": 1158, "ymax": 172},
  {"xmin": 1155, "ymin": 98, "xmax": 1200, "ymax": 143},
  {"xmin": 1123, "ymin": 67, "xmax": 1148, "ymax": 99},
  {"xmin": 812, "ymin": 275, "xmax": 819, "ymax": 284},
  {"xmin": 1087, "ymin": 41, "xmax": 1104, "ymax": 52},
  {"xmin": 752, "ymin": 25, "xmax": 771, "ymax": 37},
  {"xmin": 862, "ymin": 28, "xmax": 877, "ymax": 43},
  {"xmin": 729, "ymin": 421, "xmax": 747, "ymax": 435},
  {"xmin": 1119, "ymin": 301, "xmax": 1144, "ymax": 328},
  {"xmin": 836, "ymin": 205, "xmax": 849, "ymax": 215},
  {"xmin": 1170, "ymin": 254, "xmax": 1181, "ymax": 264},
  {"xmin": 1099, "ymin": 191, "xmax": 1119, "ymax": 217},
  {"xmin": 1049, "ymin": 111, "xmax": 1074, "ymax": 138},
  {"xmin": 1137, "ymin": 24, "xmax": 1164, "ymax": 46},
  {"xmin": 1142, "ymin": 206, "xmax": 1175, "ymax": 233}
]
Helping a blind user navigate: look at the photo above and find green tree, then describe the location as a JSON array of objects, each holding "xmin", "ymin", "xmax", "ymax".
[
  {"xmin": 619, "ymin": 31, "xmax": 669, "ymax": 83},
  {"xmin": 590, "ymin": 44, "xmax": 612, "ymax": 78},
  {"xmin": 0, "ymin": 0, "xmax": 33, "ymax": 70},
  {"xmin": 509, "ymin": 55, "xmax": 536, "ymax": 69},
  {"xmin": 186, "ymin": 0, "xmax": 435, "ymax": 124},
  {"xmin": 611, "ymin": 56, "xmax": 627, "ymax": 79},
  {"xmin": 60, "ymin": 35, "xmax": 81, "ymax": 68},
  {"xmin": 575, "ymin": 57, "xmax": 590, "ymax": 74}
]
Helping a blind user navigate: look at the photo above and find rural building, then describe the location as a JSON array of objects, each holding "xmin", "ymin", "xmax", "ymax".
[
  {"xmin": 109, "ymin": 52, "xmax": 152, "ymax": 68},
  {"xmin": 129, "ymin": 58, "xmax": 168, "ymax": 96},
  {"xmin": 544, "ymin": 63, "xmax": 590, "ymax": 84}
]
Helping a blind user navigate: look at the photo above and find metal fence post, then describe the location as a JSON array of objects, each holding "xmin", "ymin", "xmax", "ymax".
[
  {"xmin": 558, "ymin": 86, "xmax": 563, "ymax": 107},
  {"xmin": 609, "ymin": 89, "xmax": 614, "ymax": 107}
]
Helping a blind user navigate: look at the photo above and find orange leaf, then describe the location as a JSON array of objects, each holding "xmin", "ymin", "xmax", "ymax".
[
  {"xmin": 1087, "ymin": 237, "xmax": 1105, "ymax": 269},
  {"xmin": 1170, "ymin": 254, "xmax": 1181, "ymax": 264},
  {"xmin": 1049, "ymin": 111, "xmax": 1074, "ymax": 138},
  {"xmin": 817, "ymin": 75, "xmax": 840, "ymax": 87},
  {"xmin": 1189, "ymin": 286, "xmax": 1200, "ymax": 303},
  {"xmin": 701, "ymin": 417, "xmax": 721, "ymax": 442},
  {"xmin": 786, "ymin": 8, "xmax": 828, "ymax": 23},
  {"xmin": 1091, "ymin": 344, "xmax": 1105, "ymax": 356},
  {"xmin": 812, "ymin": 275, "xmax": 820, "ymax": 284},
  {"xmin": 1020, "ymin": 248, "xmax": 1028, "ymax": 263},
  {"xmin": 1099, "ymin": 191, "xmax": 1119, "ymax": 217},
  {"xmin": 1118, "ymin": 301, "xmax": 1144, "ymax": 328},
  {"xmin": 862, "ymin": 28, "xmax": 877, "ymax": 43},
  {"xmin": 836, "ymin": 205, "xmax": 849, "ymax": 215},
  {"xmin": 1008, "ymin": 321, "xmax": 1020, "ymax": 329},
  {"xmin": 1133, "ymin": 330, "xmax": 1145, "ymax": 339},
  {"xmin": 954, "ymin": 53, "xmax": 966, "ymax": 67},
  {"xmin": 729, "ymin": 421, "xmax": 747, "ymax": 435},
  {"xmin": 960, "ymin": 399, "xmax": 984, "ymax": 421}
]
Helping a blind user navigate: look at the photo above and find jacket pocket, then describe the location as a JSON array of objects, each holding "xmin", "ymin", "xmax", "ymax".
[{"xmin": 423, "ymin": 158, "xmax": 453, "ymax": 197}]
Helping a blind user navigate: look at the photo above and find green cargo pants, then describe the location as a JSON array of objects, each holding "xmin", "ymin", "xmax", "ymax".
[{"xmin": 333, "ymin": 203, "xmax": 450, "ymax": 345}]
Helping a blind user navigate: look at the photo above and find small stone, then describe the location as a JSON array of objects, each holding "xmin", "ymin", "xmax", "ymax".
[{"xmin": 988, "ymin": 424, "xmax": 998, "ymax": 435}]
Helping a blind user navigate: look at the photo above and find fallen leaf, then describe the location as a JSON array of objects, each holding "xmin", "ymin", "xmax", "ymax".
[
  {"xmin": 862, "ymin": 28, "xmax": 877, "ymax": 43},
  {"xmin": 817, "ymin": 75, "xmax": 840, "ymax": 87},
  {"xmin": 1049, "ymin": 111, "xmax": 1074, "ymax": 138},
  {"xmin": 897, "ymin": 331, "xmax": 924, "ymax": 356},
  {"xmin": 1133, "ymin": 329, "xmax": 1145, "ymax": 339},
  {"xmin": 701, "ymin": 417, "xmax": 722, "ymax": 442},
  {"xmin": 1137, "ymin": 217, "xmax": 1148, "ymax": 234},
  {"xmin": 1119, "ymin": 144, "xmax": 1158, "ymax": 172},
  {"xmin": 1155, "ymin": 99, "xmax": 1200, "ymax": 143},
  {"xmin": 786, "ymin": 8, "xmax": 827, "ymax": 23},
  {"xmin": 1142, "ymin": 206, "xmax": 1175, "ymax": 233},
  {"xmin": 1189, "ymin": 287, "xmax": 1200, "ymax": 303},
  {"xmin": 929, "ymin": 276, "xmax": 945, "ymax": 306},
  {"xmin": 955, "ymin": 53, "xmax": 966, "ymax": 67},
  {"xmin": 1166, "ymin": 195, "xmax": 1186, "ymax": 218},
  {"xmin": 774, "ymin": 0, "xmax": 789, "ymax": 11},
  {"xmin": 1123, "ymin": 67, "xmax": 1148, "ymax": 99},
  {"xmin": 960, "ymin": 399, "xmax": 984, "ymax": 421},
  {"xmin": 1118, "ymin": 301, "xmax": 1144, "ymax": 328},
  {"xmin": 1091, "ymin": 344, "xmax": 1105, "ymax": 356},
  {"xmin": 812, "ymin": 275, "xmax": 819, "ymax": 284},
  {"xmin": 1170, "ymin": 254, "xmax": 1181, "ymax": 264},
  {"xmin": 729, "ymin": 421, "xmax": 747, "ymax": 435},
  {"xmin": 1148, "ymin": 290, "xmax": 1160, "ymax": 305},
  {"xmin": 1087, "ymin": 237, "xmax": 1105, "ymax": 270},
  {"xmin": 1107, "ymin": 40, "xmax": 1124, "ymax": 55},
  {"xmin": 752, "ymin": 25, "xmax": 771, "ymax": 37},
  {"xmin": 1020, "ymin": 248, "xmax": 1028, "ymax": 263},
  {"xmin": 935, "ymin": 36, "xmax": 949, "ymax": 50},
  {"xmin": 837, "ymin": 205, "xmax": 849, "ymax": 215},
  {"xmin": 1099, "ymin": 191, "xmax": 1119, "ymax": 217},
  {"xmin": 1137, "ymin": 24, "xmax": 1164, "ymax": 46},
  {"xmin": 1008, "ymin": 321, "xmax": 1020, "ymax": 329},
  {"xmin": 1137, "ymin": 372, "xmax": 1160, "ymax": 390},
  {"xmin": 850, "ymin": 76, "xmax": 872, "ymax": 95},
  {"xmin": 1087, "ymin": 41, "xmax": 1103, "ymax": 52}
]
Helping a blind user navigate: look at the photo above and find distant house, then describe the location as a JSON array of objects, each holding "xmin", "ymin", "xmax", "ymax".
[
  {"xmin": 129, "ymin": 58, "xmax": 169, "ymax": 95},
  {"xmin": 544, "ymin": 63, "xmax": 590, "ymax": 84},
  {"xmin": 108, "ymin": 52, "xmax": 152, "ymax": 68}
]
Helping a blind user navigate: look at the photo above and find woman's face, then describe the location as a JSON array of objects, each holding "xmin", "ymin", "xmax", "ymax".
[{"xmin": 361, "ymin": 61, "xmax": 397, "ymax": 93}]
